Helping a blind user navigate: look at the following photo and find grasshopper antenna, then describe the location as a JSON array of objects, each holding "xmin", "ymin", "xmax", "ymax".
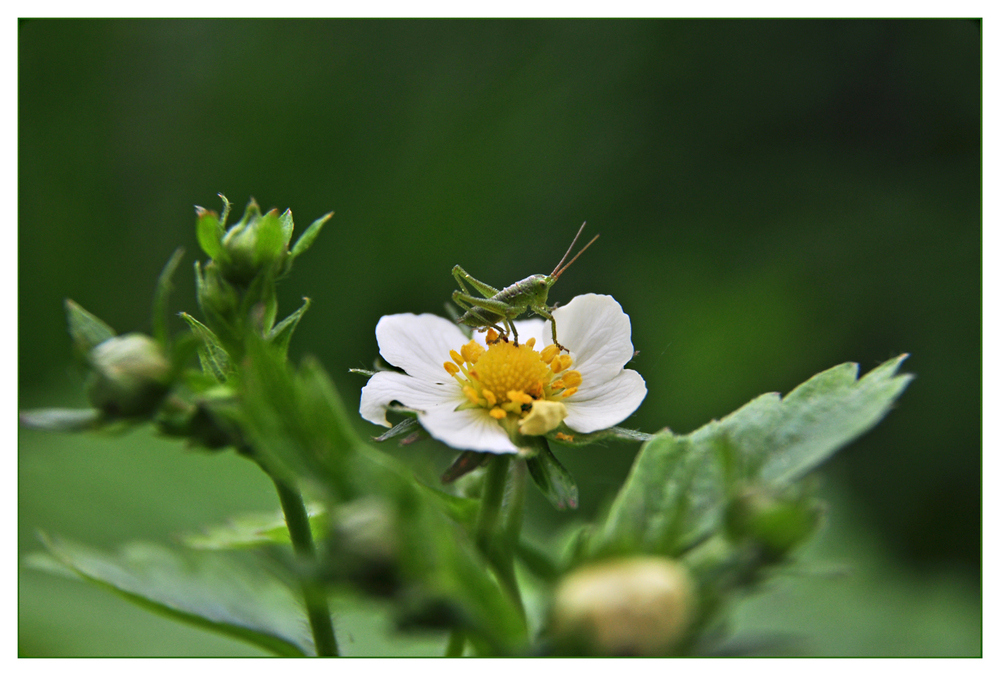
[{"xmin": 552, "ymin": 223, "xmax": 600, "ymax": 278}]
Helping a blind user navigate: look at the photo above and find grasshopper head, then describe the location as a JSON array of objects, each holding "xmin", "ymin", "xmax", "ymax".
[{"xmin": 524, "ymin": 273, "xmax": 555, "ymax": 306}]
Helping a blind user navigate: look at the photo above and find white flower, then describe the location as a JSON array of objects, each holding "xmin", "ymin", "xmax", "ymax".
[{"xmin": 359, "ymin": 294, "xmax": 647, "ymax": 454}]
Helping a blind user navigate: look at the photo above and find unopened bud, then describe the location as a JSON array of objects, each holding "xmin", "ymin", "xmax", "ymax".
[
  {"xmin": 725, "ymin": 485, "xmax": 822, "ymax": 561},
  {"xmin": 86, "ymin": 333, "xmax": 172, "ymax": 418},
  {"xmin": 327, "ymin": 497, "xmax": 400, "ymax": 596},
  {"xmin": 197, "ymin": 261, "xmax": 240, "ymax": 320},
  {"xmin": 218, "ymin": 203, "xmax": 289, "ymax": 286},
  {"xmin": 551, "ymin": 556, "xmax": 696, "ymax": 656}
]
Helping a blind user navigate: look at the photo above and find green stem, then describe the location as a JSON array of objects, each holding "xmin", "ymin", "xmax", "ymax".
[
  {"xmin": 273, "ymin": 478, "xmax": 339, "ymax": 657},
  {"xmin": 474, "ymin": 455, "xmax": 526, "ymax": 620},
  {"xmin": 475, "ymin": 455, "xmax": 511, "ymax": 552},
  {"xmin": 444, "ymin": 629, "xmax": 465, "ymax": 657}
]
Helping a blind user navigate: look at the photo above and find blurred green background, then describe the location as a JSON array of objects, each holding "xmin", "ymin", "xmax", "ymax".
[{"xmin": 19, "ymin": 19, "xmax": 980, "ymax": 656}]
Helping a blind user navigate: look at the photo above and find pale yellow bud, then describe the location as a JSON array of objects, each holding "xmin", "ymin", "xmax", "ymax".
[
  {"xmin": 86, "ymin": 333, "xmax": 172, "ymax": 418},
  {"xmin": 551, "ymin": 556, "xmax": 696, "ymax": 656}
]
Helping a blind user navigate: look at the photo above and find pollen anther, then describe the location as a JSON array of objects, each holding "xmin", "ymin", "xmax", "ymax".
[{"xmin": 444, "ymin": 330, "xmax": 582, "ymax": 434}]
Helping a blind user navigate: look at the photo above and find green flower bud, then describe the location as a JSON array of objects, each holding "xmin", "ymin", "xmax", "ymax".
[
  {"xmin": 725, "ymin": 485, "xmax": 823, "ymax": 561},
  {"xmin": 326, "ymin": 497, "xmax": 400, "ymax": 596},
  {"xmin": 217, "ymin": 201, "xmax": 289, "ymax": 287},
  {"xmin": 550, "ymin": 556, "xmax": 696, "ymax": 656},
  {"xmin": 86, "ymin": 333, "xmax": 172, "ymax": 418},
  {"xmin": 196, "ymin": 261, "xmax": 240, "ymax": 323}
]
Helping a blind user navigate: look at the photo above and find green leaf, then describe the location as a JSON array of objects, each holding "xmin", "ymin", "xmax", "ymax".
[
  {"xmin": 290, "ymin": 212, "xmax": 333, "ymax": 260},
  {"xmin": 526, "ymin": 442, "xmax": 579, "ymax": 510},
  {"xmin": 595, "ymin": 431, "xmax": 717, "ymax": 557},
  {"xmin": 20, "ymin": 408, "xmax": 102, "ymax": 432},
  {"xmin": 595, "ymin": 356, "xmax": 912, "ymax": 557},
  {"xmin": 386, "ymin": 473, "xmax": 528, "ymax": 654},
  {"xmin": 180, "ymin": 313, "xmax": 231, "ymax": 382},
  {"xmin": 550, "ymin": 425, "xmax": 653, "ymax": 446},
  {"xmin": 710, "ymin": 354, "xmax": 914, "ymax": 486},
  {"xmin": 195, "ymin": 207, "xmax": 228, "ymax": 262},
  {"xmin": 278, "ymin": 208, "xmax": 294, "ymax": 244},
  {"xmin": 373, "ymin": 416, "xmax": 421, "ymax": 444},
  {"xmin": 35, "ymin": 534, "xmax": 314, "ymax": 656},
  {"xmin": 440, "ymin": 449, "xmax": 489, "ymax": 483},
  {"xmin": 152, "ymin": 248, "xmax": 184, "ymax": 347},
  {"xmin": 65, "ymin": 298, "xmax": 116, "ymax": 355},
  {"xmin": 238, "ymin": 343, "xmax": 363, "ymax": 499},
  {"xmin": 267, "ymin": 297, "xmax": 311, "ymax": 358},
  {"xmin": 181, "ymin": 505, "xmax": 327, "ymax": 551}
]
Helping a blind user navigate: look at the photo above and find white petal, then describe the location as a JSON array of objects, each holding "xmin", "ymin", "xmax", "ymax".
[
  {"xmin": 359, "ymin": 371, "xmax": 519, "ymax": 454},
  {"xmin": 376, "ymin": 313, "xmax": 470, "ymax": 382},
  {"xmin": 359, "ymin": 370, "xmax": 462, "ymax": 427},
  {"xmin": 549, "ymin": 294, "xmax": 636, "ymax": 386},
  {"xmin": 563, "ymin": 369, "xmax": 647, "ymax": 433},
  {"xmin": 419, "ymin": 407, "xmax": 520, "ymax": 454},
  {"xmin": 512, "ymin": 318, "xmax": 547, "ymax": 346}
]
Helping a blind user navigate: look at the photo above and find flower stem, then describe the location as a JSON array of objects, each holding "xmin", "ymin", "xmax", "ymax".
[
  {"xmin": 444, "ymin": 629, "xmax": 465, "ymax": 657},
  {"xmin": 475, "ymin": 455, "xmax": 526, "ymax": 621},
  {"xmin": 475, "ymin": 454, "xmax": 511, "ymax": 552},
  {"xmin": 273, "ymin": 478, "xmax": 339, "ymax": 657}
]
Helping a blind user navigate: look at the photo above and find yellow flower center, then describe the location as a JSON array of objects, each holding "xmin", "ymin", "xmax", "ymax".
[{"xmin": 443, "ymin": 330, "xmax": 582, "ymax": 436}]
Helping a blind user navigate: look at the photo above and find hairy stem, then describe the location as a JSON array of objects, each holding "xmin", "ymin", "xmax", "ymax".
[
  {"xmin": 475, "ymin": 455, "xmax": 526, "ymax": 620},
  {"xmin": 444, "ymin": 629, "xmax": 465, "ymax": 657},
  {"xmin": 273, "ymin": 478, "xmax": 339, "ymax": 657}
]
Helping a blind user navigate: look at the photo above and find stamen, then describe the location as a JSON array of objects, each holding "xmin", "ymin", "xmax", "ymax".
[
  {"xmin": 507, "ymin": 390, "xmax": 534, "ymax": 406},
  {"xmin": 551, "ymin": 355, "xmax": 573, "ymax": 374},
  {"xmin": 461, "ymin": 341, "xmax": 484, "ymax": 364},
  {"xmin": 443, "ymin": 331, "xmax": 583, "ymax": 435},
  {"xmin": 562, "ymin": 370, "xmax": 583, "ymax": 388}
]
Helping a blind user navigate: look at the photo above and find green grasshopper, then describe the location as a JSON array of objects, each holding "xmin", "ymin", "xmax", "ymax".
[{"xmin": 451, "ymin": 223, "xmax": 599, "ymax": 352}]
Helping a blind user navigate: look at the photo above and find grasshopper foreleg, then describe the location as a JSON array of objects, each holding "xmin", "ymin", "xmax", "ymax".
[{"xmin": 532, "ymin": 305, "xmax": 567, "ymax": 353}]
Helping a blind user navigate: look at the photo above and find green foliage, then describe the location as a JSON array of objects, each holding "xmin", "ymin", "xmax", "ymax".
[
  {"xmin": 180, "ymin": 505, "xmax": 328, "ymax": 551},
  {"xmin": 236, "ymin": 342, "xmax": 362, "ymax": 498},
  {"xmin": 152, "ymin": 248, "xmax": 185, "ymax": 348},
  {"xmin": 180, "ymin": 313, "xmax": 231, "ymax": 383},
  {"xmin": 593, "ymin": 355, "xmax": 912, "ymax": 560},
  {"xmin": 20, "ymin": 193, "xmax": 922, "ymax": 656},
  {"xmin": 64, "ymin": 299, "xmax": 116, "ymax": 360},
  {"xmin": 33, "ymin": 534, "xmax": 314, "ymax": 657},
  {"xmin": 289, "ymin": 212, "xmax": 333, "ymax": 262},
  {"xmin": 267, "ymin": 297, "xmax": 311, "ymax": 359},
  {"xmin": 525, "ymin": 440, "xmax": 579, "ymax": 511}
]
